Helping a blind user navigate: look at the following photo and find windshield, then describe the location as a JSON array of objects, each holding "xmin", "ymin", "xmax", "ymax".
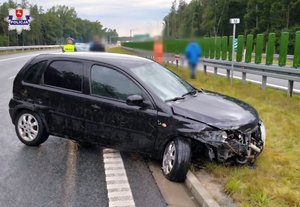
[{"xmin": 130, "ymin": 63, "xmax": 194, "ymax": 101}]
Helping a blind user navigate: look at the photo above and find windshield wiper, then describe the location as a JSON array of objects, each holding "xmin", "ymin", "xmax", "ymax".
[
  {"xmin": 165, "ymin": 89, "xmax": 199, "ymax": 102},
  {"xmin": 165, "ymin": 96, "xmax": 185, "ymax": 102},
  {"xmin": 182, "ymin": 89, "xmax": 198, "ymax": 97}
]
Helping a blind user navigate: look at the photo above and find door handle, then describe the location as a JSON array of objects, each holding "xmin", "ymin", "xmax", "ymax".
[{"xmin": 91, "ymin": 104, "xmax": 100, "ymax": 110}]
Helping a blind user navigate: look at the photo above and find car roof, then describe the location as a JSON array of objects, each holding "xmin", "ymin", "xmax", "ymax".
[{"xmin": 34, "ymin": 52, "xmax": 152, "ymax": 68}]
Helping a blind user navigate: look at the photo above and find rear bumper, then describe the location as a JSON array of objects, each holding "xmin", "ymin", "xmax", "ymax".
[{"xmin": 8, "ymin": 98, "xmax": 23, "ymax": 124}]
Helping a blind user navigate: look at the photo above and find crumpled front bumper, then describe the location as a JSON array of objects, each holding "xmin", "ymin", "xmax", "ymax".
[{"xmin": 194, "ymin": 122, "xmax": 266, "ymax": 164}]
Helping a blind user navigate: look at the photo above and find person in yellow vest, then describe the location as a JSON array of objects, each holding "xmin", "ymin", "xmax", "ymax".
[{"xmin": 63, "ymin": 37, "xmax": 77, "ymax": 52}]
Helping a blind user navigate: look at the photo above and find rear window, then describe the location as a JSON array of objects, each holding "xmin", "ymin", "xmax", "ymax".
[
  {"xmin": 24, "ymin": 61, "xmax": 46, "ymax": 84},
  {"xmin": 44, "ymin": 61, "xmax": 83, "ymax": 91}
]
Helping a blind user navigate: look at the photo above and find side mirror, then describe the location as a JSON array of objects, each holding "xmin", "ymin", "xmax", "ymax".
[{"xmin": 126, "ymin": 95, "xmax": 144, "ymax": 106}]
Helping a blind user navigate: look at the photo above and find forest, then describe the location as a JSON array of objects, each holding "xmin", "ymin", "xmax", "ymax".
[
  {"xmin": 163, "ymin": 0, "xmax": 300, "ymax": 38},
  {"xmin": 0, "ymin": 0, "xmax": 118, "ymax": 46}
]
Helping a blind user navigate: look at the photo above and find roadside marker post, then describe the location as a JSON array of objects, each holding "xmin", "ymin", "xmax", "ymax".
[{"xmin": 230, "ymin": 18, "xmax": 240, "ymax": 85}]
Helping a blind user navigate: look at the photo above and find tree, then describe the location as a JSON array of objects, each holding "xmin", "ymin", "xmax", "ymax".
[{"xmin": 0, "ymin": 1, "xmax": 118, "ymax": 46}]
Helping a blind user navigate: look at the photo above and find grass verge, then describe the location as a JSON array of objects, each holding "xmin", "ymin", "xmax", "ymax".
[{"xmin": 108, "ymin": 47, "xmax": 300, "ymax": 207}]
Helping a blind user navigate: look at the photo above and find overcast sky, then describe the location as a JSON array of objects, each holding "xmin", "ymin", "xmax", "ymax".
[{"xmin": 2, "ymin": 0, "xmax": 191, "ymax": 36}]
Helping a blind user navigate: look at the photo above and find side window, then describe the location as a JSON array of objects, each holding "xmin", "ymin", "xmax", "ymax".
[
  {"xmin": 44, "ymin": 61, "xmax": 83, "ymax": 91},
  {"xmin": 91, "ymin": 65, "xmax": 142, "ymax": 101},
  {"xmin": 24, "ymin": 61, "xmax": 46, "ymax": 84}
]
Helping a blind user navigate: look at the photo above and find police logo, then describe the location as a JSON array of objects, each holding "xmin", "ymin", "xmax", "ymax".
[{"xmin": 5, "ymin": 5, "xmax": 32, "ymax": 34}]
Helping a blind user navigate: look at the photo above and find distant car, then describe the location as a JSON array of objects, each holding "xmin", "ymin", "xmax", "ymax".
[
  {"xmin": 9, "ymin": 52, "xmax": 266, "ymax": 182},
  {"xmin": 74, "ymin": 43, "xmax": 89, "ymax": 52}
]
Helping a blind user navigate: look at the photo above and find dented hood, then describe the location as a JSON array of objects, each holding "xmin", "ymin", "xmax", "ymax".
[{"xmin": 171, "ymin": 91, "xmax": 259, "ymax": 130}]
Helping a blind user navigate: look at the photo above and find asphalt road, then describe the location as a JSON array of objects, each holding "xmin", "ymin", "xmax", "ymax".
[{"xmin": 0, "ymin": 51, "xmax": 166, "ymax": 207}]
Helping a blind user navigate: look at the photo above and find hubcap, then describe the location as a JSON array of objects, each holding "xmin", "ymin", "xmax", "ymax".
[
  {"xmin": 17, "ymin": 113, "xmax": 39, "ymax": 142},
  {"xmin": 162, "ymin": 141, "xmax": 176, "ymax": 175}
]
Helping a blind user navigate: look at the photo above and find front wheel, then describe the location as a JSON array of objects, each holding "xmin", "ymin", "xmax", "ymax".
[
  {"xmin": 162, "ymin": 137, "xmax": 191, "ymax": 182},
  {"xmin": 15, "ymin": 110, "xmax": 49, "ymax": 146}
]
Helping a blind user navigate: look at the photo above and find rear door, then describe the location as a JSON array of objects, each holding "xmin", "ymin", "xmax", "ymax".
[
  {"xmin": 41, "ymin": 59, "xmax": 86, "ymax": 139},
  {"xmin": 84, "ymin": 64, "xmax": 157, "ymax": 153}
]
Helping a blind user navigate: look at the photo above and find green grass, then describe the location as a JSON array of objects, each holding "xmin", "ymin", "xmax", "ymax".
[
  {"xmin": 109, "ymin": 47, "xmax": 300, "ymax": 207},
  {"xmin": 108, "ymin": 46, "xmax": 137, "ymax": 55}
]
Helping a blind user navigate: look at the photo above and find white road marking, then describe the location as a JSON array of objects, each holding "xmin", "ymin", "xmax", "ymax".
[
  {"xmin": 103, "ymin": 149, "xmax": 135, "ymax": 207},
  {"xmin": 8, "ymin": 75, "xmax": 16, "ymax": 80},
  {"xmin": 0, "ymin": 54, "xmax": 35, "ymax": 62}
]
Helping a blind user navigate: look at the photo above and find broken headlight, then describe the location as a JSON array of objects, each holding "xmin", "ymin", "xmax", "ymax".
[
  {"xmin": 200, "ymin": 130, "xmax": 228, "ymax": 142},
  {"xmin": 259, "ymin": 121, "xmax": 266, "ymax": 146}
]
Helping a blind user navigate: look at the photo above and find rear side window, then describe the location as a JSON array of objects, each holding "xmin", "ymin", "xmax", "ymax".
[
  {"xmin": 44, "ymin": 61, "xmax": 83, "ymax": 91},
  {"xmin": 24, "ymin": 61, "xmax": 46, "ymax": 84}
]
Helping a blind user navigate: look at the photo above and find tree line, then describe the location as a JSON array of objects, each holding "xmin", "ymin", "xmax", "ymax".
[
  {"xmin": 0, "ymin": 0, "xmax": 118, "ymax": 46},
  {"xmin": 163, "ymin": 0, "xmax": 300, "ymax": 38}
]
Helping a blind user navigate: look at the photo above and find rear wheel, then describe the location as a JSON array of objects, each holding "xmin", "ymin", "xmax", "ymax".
[
  {"xmin": 162, "ymin": 137, "xmax": 191, "ymax": 182},
  {"xmin": 15, "ymin": 110, "xmax": 48, "ymax": 146}
]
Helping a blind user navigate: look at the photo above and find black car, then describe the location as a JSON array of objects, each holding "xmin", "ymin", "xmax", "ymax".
[{"xmin": 9, "ymin": 52, "xmax": 266, "ymax": 182}]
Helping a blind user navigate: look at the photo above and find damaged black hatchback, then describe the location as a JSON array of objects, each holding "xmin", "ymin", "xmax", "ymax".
[{"xmin": 9, "ymin": 52, "xmax": 266, "ymax": 182}]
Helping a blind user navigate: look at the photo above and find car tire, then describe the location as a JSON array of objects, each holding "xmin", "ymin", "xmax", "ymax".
[
  {"xmin": 162, "ymin": 137, "xmax": 191, "ymax": 182},
  {"xmin": 15, "ymin": 110, "xmax": 49, "ymax": 146}
]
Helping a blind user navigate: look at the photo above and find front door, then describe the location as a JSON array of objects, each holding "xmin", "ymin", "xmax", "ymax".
[{"xmin": 84, "ymin": 64, "xmax": 157, "ymax": 153}]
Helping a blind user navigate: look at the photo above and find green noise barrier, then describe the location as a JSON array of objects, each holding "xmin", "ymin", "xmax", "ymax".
[
  {"xmin": 255, "ymin": 34, "xmax": 264, "ymax": 64},
  {"xmin": 279, "ymin": 32, "xmax": 289, "ymax": 66},
  {"xmin": 215, "ymin": 37, "xmax": 221, "ymax": 60},
  {"xmin": 266, "ymin": 33, "xmax": 276, "ymax": 65},
  {"xmin": 228, "ymin": 36, "xmax": 233, "ymax": 61},
  {"xmin": 203, "ymin": 37, "xmax": 210, "ymax": 58},
  {"xmin": 221, "ymin": 36, "xmax": 228, "ymax": 60},
  {"xmin": 294, "ymin": 31, "xmax": 300, "ymax": 68},
  {"xmin": 236, "ymin": 35, "xmax": 244, "ymax": 62},
  {"xmin": 245, "ymin": 34, "xmax": 254, "ymax": 63},
  {"xmin": 209, "ymin": 37, "xmax": 215, "ymax": 59}
]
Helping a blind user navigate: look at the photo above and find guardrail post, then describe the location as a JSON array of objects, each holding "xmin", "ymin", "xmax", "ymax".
[
  {"xmin": 294, "ymin": 31, "xmax": 300, "ymax": 68},
  {"xmin": 242, "ymin": 71, "xmax": 246, "ymax": 83},
  {"xmin": 255, "ymin": 34, "xmax": 264, "ymax": 64},
  {"xmin": 279, "ymin": 32, "xmax": 289, "ymax": 66},
  {"xmin": 214, "ymin": 67, "xmax": 218, "ymax": 76},
  {"xmin": 266, "ymin": 33, "xmax": 276, "ymax": 65},
  {"xmin": 288, "ymin": 80, "xmax": 294, "ymax": 97},
  {"xmin": 261, "ymin": 76, "xmax": 267, "ymax": 90},
  {"xmin": 203, "ymin": 65, "xmax": 207, "ymax": 75},
  {"xmin": 226, "ymin": 69, "xmax": 230, "ymax": 79}
]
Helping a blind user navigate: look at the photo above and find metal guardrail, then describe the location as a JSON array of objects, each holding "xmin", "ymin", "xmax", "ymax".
[
  {"xmin": 0, "ymin": 45, "xmax": 61, "ymax": 52},
  {"xmin": 123, "ymin": 47, "xmax": 300, "ymax": 97},
  {"xmin": 202, "ymin": 58, "xmax": 300, "ymax": 97},
  {"xmin": 253, "ymin": 53, "xmax": 294, "ymax": 61}
]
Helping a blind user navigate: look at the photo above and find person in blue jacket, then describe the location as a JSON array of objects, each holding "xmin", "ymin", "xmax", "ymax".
[{"xmin": 185, "ymin": 39, "xmax": 202, "ymax": 79}]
